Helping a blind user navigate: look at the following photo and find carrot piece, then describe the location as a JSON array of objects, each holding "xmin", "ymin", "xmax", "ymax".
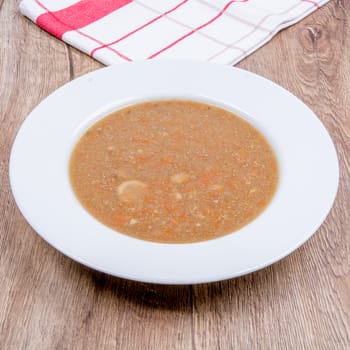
[
  {"xmin": 112, "ymin": 213, "xmax": 127, "ymax": 225},
  {"xmin": 207, "ymin": 191, "xmax": 220, "ymax": 200},
  {"xmin": 131, "ymin": 136, "xmax": 151, "ymax": 144},
  {"xmin": 164, "ymin": 228, "xmax": 175, "ymax": 236},
  {"xmin": 239, "ymin": 150, "xmax": 248, "ymax": 160},
  {"xmin": 160, "ymin": 157, "xmax": 173, "ymax": 165},
  {"xmin": 177, "ymin": 212, "xmax": 188, "ymax": 220},
  {"xmin": 135, "ymin": 156, "xmax": 148, "ymax": 163},
  {"xmin": 258, "ymin": 199, "xmax": 268, "ymax": 208},
  {"xmin": 199, "ymin": 170, "xmax": 219, "ymax": 185},
  {"xmin": 183, "ymin": 187, "xmax": 194, "ymax": 193},
  {"xmin": 171, "ymin": 219, "xmax": 178, "ymax": 226},
  {"xmin": 163, "ymin": 203, "xmax": 176, "ymax": 212},
  {"xmin": 173, "ymin": 134, "xmax": 185, "ymax": 143}
]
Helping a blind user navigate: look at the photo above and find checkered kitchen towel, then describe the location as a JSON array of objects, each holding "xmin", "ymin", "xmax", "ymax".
[{"xmin": 20, "ymin": 0, "xmax": 329, "ymax": 65}]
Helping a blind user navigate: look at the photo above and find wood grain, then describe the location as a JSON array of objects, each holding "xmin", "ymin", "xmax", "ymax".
[{"xmin": 1, "ymin": 0, "xmax": 349, "ymax": 349}]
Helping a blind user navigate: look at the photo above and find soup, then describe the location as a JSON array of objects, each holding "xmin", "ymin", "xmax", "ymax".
[{"xmin": 70, "ymin": 100, "xmax": 278, "ymax": 243}]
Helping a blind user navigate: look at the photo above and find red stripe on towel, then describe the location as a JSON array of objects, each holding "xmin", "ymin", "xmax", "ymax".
[
  {"xmin": 302, "ymin": 0, "xmax": 319, "ymax": 8},
  {"xmin": 35, "ymin": 0, "xmax": 132, "ymax": 39},
  {"xmin": 90, "ymin": 0, "xmax": 189, "ymax": 57}
]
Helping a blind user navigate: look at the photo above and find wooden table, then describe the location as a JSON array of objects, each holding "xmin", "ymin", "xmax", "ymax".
[{"xmin": 1, "ymin": 1, "xmax": 349, "ymax": 348}]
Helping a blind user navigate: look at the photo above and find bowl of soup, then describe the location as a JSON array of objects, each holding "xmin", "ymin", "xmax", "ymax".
[
  {"xmin": 9, "ymin": 61, "xmax": 338, "ymax": 284},
  {"xmin": 70, "ymin": 100, "xmax": 279, "ymax": 243}
]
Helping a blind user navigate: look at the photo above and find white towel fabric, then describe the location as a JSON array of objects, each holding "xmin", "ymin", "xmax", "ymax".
[{"xmin": 20, "ymin": 0, "xmax": 329, "ymax": 65}]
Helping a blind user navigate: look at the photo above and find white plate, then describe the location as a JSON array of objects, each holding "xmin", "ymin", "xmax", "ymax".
[{"xmin": 9, "ymin": 61, "xmax": 339, "ymax": 285}]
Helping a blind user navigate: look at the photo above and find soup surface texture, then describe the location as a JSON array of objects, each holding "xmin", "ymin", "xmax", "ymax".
[{"xmin": 70, "ymin": 100, "xmax": 278, "ymax": 243}]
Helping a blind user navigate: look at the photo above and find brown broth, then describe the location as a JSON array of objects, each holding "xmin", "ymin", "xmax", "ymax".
[{"xmin": 69, "ymin": 100, "xmax": 279, "ymax": 243}]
